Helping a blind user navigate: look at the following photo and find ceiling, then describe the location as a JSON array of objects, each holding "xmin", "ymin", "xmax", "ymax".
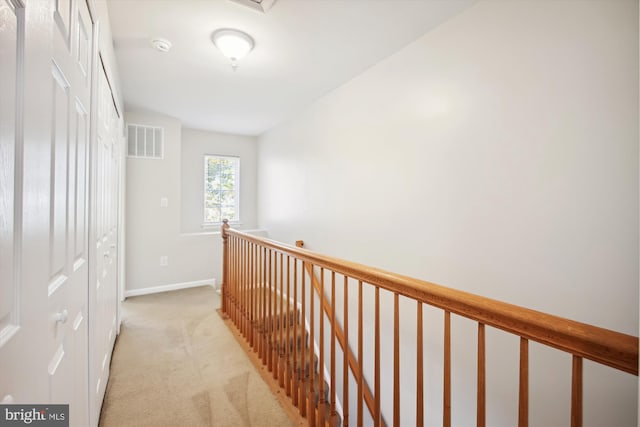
[{"xmin": 107, "ymin": 0, "xmax": 474, "ymax": 136}]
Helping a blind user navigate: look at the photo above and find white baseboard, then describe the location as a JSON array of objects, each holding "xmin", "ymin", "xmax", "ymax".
[{"xmin": 124, "ymin": 278, "xmax": 216, "ymax": 298}]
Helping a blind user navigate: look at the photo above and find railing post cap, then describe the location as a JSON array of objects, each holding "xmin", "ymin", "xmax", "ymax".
[{"xmin": 221, "ymin": 218, "xmax": 230, "ymax": 238}]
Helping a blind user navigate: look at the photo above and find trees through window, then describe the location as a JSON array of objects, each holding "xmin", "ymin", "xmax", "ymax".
[{"xmin": 204, "ymin": 155, "xmax": 239, "ymax": 224}]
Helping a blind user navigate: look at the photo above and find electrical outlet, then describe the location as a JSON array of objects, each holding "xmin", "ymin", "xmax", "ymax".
[{"xmin": 160, "ymin": 256, "xmax": 168, "ymax": 266}]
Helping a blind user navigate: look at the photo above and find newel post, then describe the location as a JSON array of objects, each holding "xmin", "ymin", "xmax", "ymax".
[{"xmin": 221, "ymin": 219, "xmax": 230, "ymax": 316}]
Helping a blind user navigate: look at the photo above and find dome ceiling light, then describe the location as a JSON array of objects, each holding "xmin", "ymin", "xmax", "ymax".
[
  {"xmin": 211, "ymin": 29, "xmax": 255, "ymax": 70},
  {"xmin": 150, "ymin": 38, "xmax": 172, "ymax": 53}
]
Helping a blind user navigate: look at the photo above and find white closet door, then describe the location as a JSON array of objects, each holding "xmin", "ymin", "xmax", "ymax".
[
  {"xmin": 0, "ymin": 1, "xmax": 93, "ymax": 426},
  {"xmin": 46, "ymin": 0, "xmax": 93, "ymax": 425},
  {"xmin": 0, "ymin": 0, "xmax": 31, "ymax": 404},
  {"xmin": 88, "ymin": 60, "xmax": 120, "ymax": 427}
]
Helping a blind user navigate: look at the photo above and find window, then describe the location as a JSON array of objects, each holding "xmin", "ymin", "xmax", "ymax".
[
  {"xmin": 204, "ymin": 155, "xmax": 240, "ymax": 224},
  {"xmin": 127, "ymin": 123, "xmax": 163, "ymax": 158}
]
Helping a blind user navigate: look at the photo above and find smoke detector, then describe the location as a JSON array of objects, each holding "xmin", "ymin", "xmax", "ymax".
[
  {"xmin": 227, "ymin": 0, "xmax": 276, "ymax": 13},
  {"xmin": 151, "ymin": 38, "xmax": 172, "ymax": 53}
]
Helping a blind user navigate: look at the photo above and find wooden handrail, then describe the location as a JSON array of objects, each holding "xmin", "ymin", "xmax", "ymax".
[
  {"xmin": 296, "ymin": 241, "xmax": 386, "ymax": 427},
  {"xmin": 226, "ymin": 226, "xmax": 638, "ymax": 375}
]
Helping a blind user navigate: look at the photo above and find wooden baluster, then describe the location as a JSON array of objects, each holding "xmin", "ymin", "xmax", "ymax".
[
  {"xmin": 249, "ymin": 243, "xmax": 252, "ymax": 339},
  {"xmin": 238, "ymin": 240, "xmax": 247, "ymax": 339},
  {"xmin": 286, "ymin": 255, "xmax": 292, "ymax": 397},
  {"xmin": 443, "ymin": 311, "xmax": 451, "ymax": 427},
  {"xmin": 357, "ymin": 280, "xmax": 363, "ymax": 427},
  {"xmin": 273, "ymin": 251, "xmax": 279, "ymax": 380},
  {"xmin": 342, "ymin": 275, "xmax": 349, "ymax": 427},
  {"xmin": 374, "ymin": 286, "xmax": 380, "ymax": 427},
  {"xmin": 267, "ymin": 250, "xmax": 273, "ymax": 372},
  {"xmin": 244, "ymin": 240, "xmax": 249, "ymax": 337},
  {"xmin": 272, "ymin": 251, "xmax": 276, "ymax": 373},
  {"xmin": 251, "ymin": 244, "xmax": 260, "ymax": 351},
  {"xmin": 318, "ymin": 268, "xmax": 326, "ymax": 426},
  {"xmin": 269, "ymin": 249, "xmax": 274, "ymax": 374},
  {"xmin": 571, "ymin": 356, "xmax": 583, "ymax": 427},
  {"xmin": 238, "ymin": 238, "xmax": 241, "ymax": 326},
  {"xmin": 257, "ymin": 246, "xmax": 261, "ymax": 354},
  {"xmin": 227, "ymin": 235, "xmax": 232, "ymax": 319},
  {"xmin": 263, "ymin": 247, "xmax": 268, "ymax": 365},
  {"xmin": 477, "ymin": 323, "xmax": 486, "ymax": 427},
  {"xmin": 330, "ymin": 272, "xmax": 337, "ymax": 424},
  {"xmin": 253, "ymin": 243, "xmax": 257, "ymax": 349},
  {"xmin": 417, "ymin": 302, "xmax": 424, "ymax": 427},
  {"xmin": 243, "ymin": 240, "xmax": 246, "ymax": 331},
  {"xmin": 300, "ymin": 260, "xmax": 307, "ymax": 417},
  {"xmin": 393, "ymin": 292, "xmax": 400, "ymax": 427},
  {"xmin": 518, "ymin": 338, "xmax": 529, "ymax": 427},
  {"xmin": 228, "ymin": 236, "xmax": 232, "ymax": 320},
  {"xmin": 255, "ymin": 243, "xmax": 259, "ymax": 352},
  {"xmin": 237, "ymin": 237, "xmax": 240, "ymax": 325},
  {"xmin": 234, "ymin": 237, "xmax": 239, "ymax": 324},
  {"xmin": 253, "ymin": 243, "xmax": 258, "ymax": 351},
  {"xmin": 308, "ymin": 265, "xmax": 316, "ymax": 427},
  {"xmin": 230, "ymin": 236, "xmax": 234, "ymax": 319},
  {"xmin": 272, "ymin": 250, "xmax": 277, "ymax": 374},
  {"xmin": 293, "ymin": 258, "xmax": 299, "ymax": 407},
  {"xmin": 237, "ymin": 238, "xmax": 241, "ymax": 332},
  {"xmin": 262, "ymin": 247, "xmax": 267, "ymax": 365},
  {"xmin": 232, "ymin": 237, "xmax": 236, "ymax": 323},
  {"xmin": 229, "ymin": 236, "xmax": 233, "ymax": 321},
  {"xmin": 239, "ymin": 238, "xmax": 242, "ymax": 332},
  {"xmin": 279, "ymin": 252, "xmax": 285, "ymax": 387},
  {"xmin": 248, "ymin": 242, "xmax": 252, "ymax": 346},
  {"xmin": 239, "ymin": 238, "xmax": 242, "ymax": 327},
  {"xmin": 235, "ymin": 237, "xmax": 239, "ymax": 325}
]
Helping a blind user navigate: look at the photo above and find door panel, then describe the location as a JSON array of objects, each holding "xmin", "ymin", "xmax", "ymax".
[
  {"xmin": 90, "ymin": 63, "xmax": 120, "ymax": 417},
  {"xmin": 0, "ymin": 0, "xmax": 51, "ymax": 408},
  {"xmin": 47, "ymin": 0, "xmax": 92, "ymax": 425},
  {"xmin": 0, "ymin": 0, "xmax": 19, "ymax": 344},
  {"xmin": 74, "ymin": 100, "xmax": 88, "ymax": 262},
  {"xmin": 54, "ymin": 0, "xmax": 71, "ymax": 48},
  {"xmin": 50, "ymin": 62, "xmax": 70, "ymax": 282}
]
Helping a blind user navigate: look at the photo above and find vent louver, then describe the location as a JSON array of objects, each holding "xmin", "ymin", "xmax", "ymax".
[{"xmin": 127, "ymin": 123, "xmax": 163, "ymax": 159}]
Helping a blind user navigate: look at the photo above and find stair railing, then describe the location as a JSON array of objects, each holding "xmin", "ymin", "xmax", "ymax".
[{"xmin": 221, "ymin": 220, "xmax": 638, "ymax": 427}]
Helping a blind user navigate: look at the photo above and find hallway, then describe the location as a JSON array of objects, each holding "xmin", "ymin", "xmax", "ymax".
[{"xmin": 99, "ymin": 286, "xmax": 295, "ymax": 427}]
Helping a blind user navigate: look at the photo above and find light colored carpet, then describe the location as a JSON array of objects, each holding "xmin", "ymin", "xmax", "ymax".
[{"xmin": 99, "ymin": 286, "xmax": 295, "ymax": 427}]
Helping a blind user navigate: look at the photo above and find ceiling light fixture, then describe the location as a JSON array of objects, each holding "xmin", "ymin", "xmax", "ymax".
[
  {"xmin": 212, "ymin": 29, "xmax": 254, "ymax": 70},
  {"xmin": 151, "ymin": 38, "xmax": 172, "ymax": 53},
  {"xmin": 227, "ymin": 0, "xmax": 277, "ymax": 14}
]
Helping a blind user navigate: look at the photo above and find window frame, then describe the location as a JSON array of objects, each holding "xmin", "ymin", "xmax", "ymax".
[{"xmin": 202, "ymin": 154, "xmax": 240, "ymax": 227}]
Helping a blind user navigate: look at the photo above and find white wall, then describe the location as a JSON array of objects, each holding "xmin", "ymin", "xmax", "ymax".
[
  {"xmin": 257, "ymin": 1, "xmax": 638, "ymax": 426},
  {"xmin": 181, "ymin": 128, "xmax": 258, "ymax": 233},
  {"xmin": 125, "ymin": 112, "xmax": 260, "ymax": 294}
]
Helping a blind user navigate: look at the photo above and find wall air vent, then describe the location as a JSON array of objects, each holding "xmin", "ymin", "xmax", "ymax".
[
  {"xmin": 127, "ymin": 123, "xmax": 164, "ymax": 159},
  {"xmin": 227, "ymin": 0, "xmax": 277, "ymax": 13}
]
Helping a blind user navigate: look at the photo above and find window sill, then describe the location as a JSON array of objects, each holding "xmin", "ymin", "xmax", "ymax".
[
  {"xmin": 201, "ymin": 222, "xmax": 242, "ymax": 230},
  {"xmin": 179, "ymin": 227, "xmax": 267, "ymax": 238}
]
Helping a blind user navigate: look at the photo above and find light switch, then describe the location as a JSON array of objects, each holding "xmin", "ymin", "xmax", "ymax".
[{"xmin": 160, "ymin": 197, "xmax": 168, "ymax": 208}]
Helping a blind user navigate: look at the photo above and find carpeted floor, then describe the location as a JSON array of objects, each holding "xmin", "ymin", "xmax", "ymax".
[{"xmin": 99, "ymin": 286, "xmax": 295, "ymax": 427}]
